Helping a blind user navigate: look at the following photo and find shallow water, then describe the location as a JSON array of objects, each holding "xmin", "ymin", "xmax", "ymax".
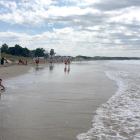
[
  {"xmin": 0, "ymin": 61, "xmax": 116, "ymax": 140},
  {"xmin": 77, "ymin": 60, "xmax": 140, "ymax": 140}
]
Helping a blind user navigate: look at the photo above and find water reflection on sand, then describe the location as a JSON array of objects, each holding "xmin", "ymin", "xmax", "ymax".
[{"xmin": 0, "ymin": 61, "xmax": 117, "ymax": 140}]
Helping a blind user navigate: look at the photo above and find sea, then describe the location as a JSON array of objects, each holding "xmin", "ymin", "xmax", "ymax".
[
  {"xmin": 77, "ymin": 60, "xmax": 140, "ymax": 140},
  {"xmin": 0, "ymin": 60, "xmax": 140, "ymax": 140}
]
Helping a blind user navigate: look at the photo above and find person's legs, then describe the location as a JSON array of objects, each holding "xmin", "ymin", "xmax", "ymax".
[
  {"xmin": 0, "ymin": 79, "xmax": 5, "ymax": 90},
  {"xmin": 18, "ymin": 60, "xmax": 21, "ymax": 65}
]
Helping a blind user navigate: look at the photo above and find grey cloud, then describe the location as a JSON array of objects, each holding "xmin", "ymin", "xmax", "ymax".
[
  {"xmin": 49, "ymin": 12, "xmax": 110, "ymax": 29},
  {"xmin": 109, "ymin": 22, "xmax": 140, "ymax": 30},
  {"xmin": 110, "ymin": 32, "xmax": 139, "ymax": 40},
  {"xmin": 89, "ymin": 0, "xmax": 140, "ymax": 11}
]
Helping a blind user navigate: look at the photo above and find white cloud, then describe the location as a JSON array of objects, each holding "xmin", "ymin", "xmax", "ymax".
[
  {"xmin": 0, "ymin": 0, "xmax": 140, "ymax": 56},
  {"xmin": 1, "ymin": 24, "xmax": 140, "ymax": 57},
  {"xmin": 0, "ymin": 1, "xmax": 17, "ymax": 11}
]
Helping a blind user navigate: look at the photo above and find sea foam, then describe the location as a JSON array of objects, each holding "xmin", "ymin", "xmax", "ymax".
[{"xmin": 77, "ymin": 60, "xmax": 140, "ymax": 140}]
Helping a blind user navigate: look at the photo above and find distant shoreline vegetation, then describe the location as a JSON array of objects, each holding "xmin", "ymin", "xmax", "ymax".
[
  {"xmin": 55, "ymin": 55, "xmax": 140, "ymax": 60},
  {"xmin": 1, "ymin": 43, "xmax": 140, "ymax": 60},
  {"xmin": 75, "ymin": 55, "xmax": 140, "ymax": 60}
]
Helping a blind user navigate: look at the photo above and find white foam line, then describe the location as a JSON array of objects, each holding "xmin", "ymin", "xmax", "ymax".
[{"xmin": 77, "ymin": 61, "xmax": 140, "ymax": 140}]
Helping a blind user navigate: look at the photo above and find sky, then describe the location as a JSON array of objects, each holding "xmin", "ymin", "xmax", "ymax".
[{"xmin": 0, "ymin": 0, "xmax": 140, "ymax": 57}]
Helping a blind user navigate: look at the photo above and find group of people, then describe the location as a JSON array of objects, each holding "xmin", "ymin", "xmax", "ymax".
[
  {"xmin": 64, "ymin": 59, "xmax": 70, "ymax": 65},
  {"xmin": 0, "ymin": 58, "xmax": 72, "ymax": 95},
  {"xmin": 1, "ymin": 57, "xmax": 9, "ymax": 66},
  {"xmin": 18, "ymin": 56, "xmax": 40, "ymax": 66},
  {"xmin": 64, "ymin": 59, "xmax": 71, "ymax": 73}
]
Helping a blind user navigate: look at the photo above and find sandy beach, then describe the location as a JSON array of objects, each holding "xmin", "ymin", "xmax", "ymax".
[
  {"xmin": 0, "ymin": 65, "xmax": 32, "ymax": 79},
  {"xmin": 0, "ymin": 61, "xmax": 117, "ymax": 140}
]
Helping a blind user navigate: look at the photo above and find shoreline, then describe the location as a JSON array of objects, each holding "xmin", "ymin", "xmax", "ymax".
[
  {"xmin": 0, "ymin": 60, "xmax": 64, "ymax": 80},
  {"xmin": 0, "ymin": 62, "xmax": 61, "ymax": 80}
]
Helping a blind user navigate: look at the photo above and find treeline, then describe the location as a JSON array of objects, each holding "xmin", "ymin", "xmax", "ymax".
[
  {"xmin": 76, "ymin": 55, "xmax": 140, "ymax": 60},
  {"xmin": 92, "ymin": 56, "xmax": 140, "ymax": 60},
  {"xmin": 1, "ymin": 43, "xmax": 49, "ymax": 57}
]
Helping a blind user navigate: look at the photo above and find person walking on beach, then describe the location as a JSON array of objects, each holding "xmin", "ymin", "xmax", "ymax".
[
  {"xmin": 68, "ymin": 59, "xmax": 70, "ymax": 65},
  {"xmin": 33, "ymin": 57, "xmax": 36, "ymax": 66},
  {"xmin": 50, "ymin": 59, "xmax": 52, "ymax": 65},
  {"xmin": 0, "ymin": 79, "xmax": 5, "ymax": 91},
  {"xmin": 35, "ymin": 56, "xmax": 39, "ymax": 66},
  {"xmin": 64, "ymin": 60, "xmax": 67, "ymax": 65}
]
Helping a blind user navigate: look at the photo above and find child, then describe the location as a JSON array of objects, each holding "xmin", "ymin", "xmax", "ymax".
[{"xmin": 0, "ymin": 79, "xmax": 5, "ymax": 90}]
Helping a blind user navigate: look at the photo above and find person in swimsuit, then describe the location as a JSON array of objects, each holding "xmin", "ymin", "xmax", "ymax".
[{"xmin": 18, "ymin": 56, "xmax": 24, "ymax": 65}]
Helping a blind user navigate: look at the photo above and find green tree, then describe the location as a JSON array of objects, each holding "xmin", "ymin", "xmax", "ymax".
[
  {"xmin": 50, "ymin": 49, "xmax": 54, "ymax": 59},
  {"xmin": 1, "ymin": 43, "xmax": 8, "ymax": 53},
  {"xmin": 22, "ymin": 47, "xmax": 30, "ymax": 57},
  {"xmin": 8, "ymin": 47, "xmax": 15, "ymax": 55},
  {"xmin": 34, "ymin": 48, "xmax": 45, "ymax": 57},
  {"xmin": 15, "ymin": 44, "xmax": 22, "ymax": 56}
]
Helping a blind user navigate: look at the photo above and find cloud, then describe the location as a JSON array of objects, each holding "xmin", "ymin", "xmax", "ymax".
[
  {"xmin": 0, "ymin": 0, "xmax": 140, "ymax": 56},
  {"xmin": 87, "ymin": 0, "xmax": 140, "ymax": 11},
  {"xmin": 0, "ymin": 23, "xmax": 140, "ymax": 57},
  {"xmin": 0, "ymin": 1, "xmax": 17, "ymax": 11}
]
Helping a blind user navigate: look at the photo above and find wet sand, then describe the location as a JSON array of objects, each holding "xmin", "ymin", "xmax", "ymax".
[{"xmin": 0, "ymin": 61, "xmax": 117, "ymax": 140}]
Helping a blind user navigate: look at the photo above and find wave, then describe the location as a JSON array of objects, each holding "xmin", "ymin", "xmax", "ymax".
[{"xmin": 77, "ymin": 60, "xmax": 140, "ymax": 140}]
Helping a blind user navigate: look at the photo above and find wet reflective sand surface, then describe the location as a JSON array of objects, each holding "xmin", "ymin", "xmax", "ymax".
[{"xmin": 0, "ymin": 61, "xmax": 117, "ymax": 140}]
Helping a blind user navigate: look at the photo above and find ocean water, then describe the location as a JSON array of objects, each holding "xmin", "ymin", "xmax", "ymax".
[{"xmin": 77, "ymin": 60, "xmax": 140, "ymax": 140}]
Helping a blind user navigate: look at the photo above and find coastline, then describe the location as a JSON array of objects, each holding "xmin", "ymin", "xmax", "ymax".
[{"xmin": 0, "ymin": 59, "xmax": 63, "ymax": 79}]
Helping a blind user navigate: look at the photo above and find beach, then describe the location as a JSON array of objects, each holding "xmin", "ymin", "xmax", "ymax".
[
  {"xmin": 0, "ymin": 65, "xmax": 32, "ymax": 79},
  {"xmin": 0, "ymin": 61, "xmax": 117, "ymax": 140}
]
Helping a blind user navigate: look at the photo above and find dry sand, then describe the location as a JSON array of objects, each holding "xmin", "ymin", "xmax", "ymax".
[{"xmin": 0, "ymin": 65, "xmax": 32, "ymax": 79}]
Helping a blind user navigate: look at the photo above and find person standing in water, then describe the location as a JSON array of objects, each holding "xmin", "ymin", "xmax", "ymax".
[
  {"xmin": 64, "ymin": 60, "xmax": 67, "ymax": 64},
  {"xmin": 33, "ymin": 57, "xmax": 36, "ymax": 66},
  {"xmin": 50, "ymin": 59, "xmax": 52, "ymax": 65},
  {"xmin": 35, "ymin": 56, "xmax": 39, "ymax": 66},
  {"xmin": 67, "ymin": 59, "xmax": 70, "ymax": 65}
]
